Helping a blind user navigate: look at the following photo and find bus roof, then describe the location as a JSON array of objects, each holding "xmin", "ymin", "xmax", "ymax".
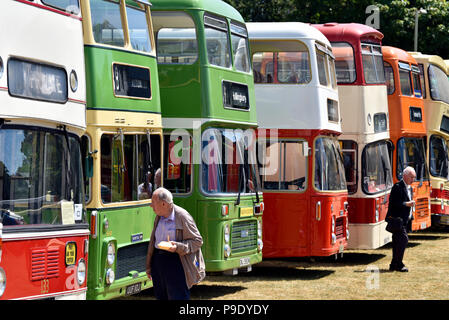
[
  {"xmin": 313, "ymin": 22, "xmax": 383, "ymax": 44},
  {"xmin": 247, "ymin": 22, "xmax": 331, "ymax": 46},
  {"xmin": 382, "ymin": 46, "xmax": 418, "ymax": 65},
  {"xmin": 150, "ymin": 0, "xmax": 245, "ymax": 23},
  {"xmin": 408, "ymin": 52, "xmax": 447, "ymax": 71}
]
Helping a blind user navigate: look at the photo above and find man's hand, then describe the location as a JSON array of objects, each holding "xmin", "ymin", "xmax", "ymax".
[{"xmin": 404, "ymin": 200, "xmax": 415, "ymax": 207}]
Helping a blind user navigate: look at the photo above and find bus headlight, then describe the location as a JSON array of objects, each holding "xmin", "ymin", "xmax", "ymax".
[
  {"xmin": 257, "ymin": 219, "xmax": 262, "ymax": 238},
  {"xmin": 331, "ymin": 233, "xmax": 337, "ymax": 245},
  {"xmin": 224, "ymin": 244, "xmax": 231, "ymax": 258},
  {"xmin": 257, "ymin": 239, "xmax": 263, "ymax": 251},
  {"xmin": 224, "ymin": 224, "xmax": 230, "ymax": 244},
  {"xmin": 375, "ymin": 209, "xmax": 379, "ymax": 222},
  {"xmin": 441, "ymin": 199, "xmax": 444, "ymax": 211},
  {"xmin": 70, "ymin": 70, "xmax": 78, "ymax": 92},
  {"xmin": 0, "ymin": 56, "xmax": 3, "ymax": 79},
  {"xmin": 106, "ymin": 268, "xmax": 115, "ymax": 285},
  {"xmin": 107, "ymin": 242, "xmax": 115, "ymax": 266},
  {"xmin": 77, "ymin": 259, "xmax": 86, "ymax": 286},
  {"xmin": 331, "ymin": 216, "xmax": 335, "ymax": 233},
  {"xmin": 0, "ymin": 267, "xmax": 5, "ymax": 297}
]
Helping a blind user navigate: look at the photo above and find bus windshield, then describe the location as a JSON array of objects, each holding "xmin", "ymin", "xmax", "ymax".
[
  {"xmin": 429, "ymin": 135, "xmax": 449, "ymax": 179},
  {"xmin": 397, "ymin": 137, "xmax": 429, "ymax": 181},
  {"xmin": 0, "ymin": 127, "xmax": 85, "ymax": 227},
  {"xmin": 201, "ymin": 128, "xmax": 260, "ymax": 195},
  {"xmin": 230, "ymin": 21, "xmax": 251, "ymax": 73},
  {"xmin": 314, "ymin": 137, "xmax": 347, "ymax": 191},
  {"xmin": 428, "ymin": 64, "xmax": 449, "ymax": 104},
  {"xmin": 362, "ymin": 140, "xmax": 393, "ymax": 194}
]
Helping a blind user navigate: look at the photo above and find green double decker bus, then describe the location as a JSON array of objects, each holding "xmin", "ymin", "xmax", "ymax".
[
  {"xmin": 151, "ymin": 0, "xmax": 263, "ymax": 274},
  {"xmin": 79, "ymin": 0, "xmax": 162, "ymax": 299}
]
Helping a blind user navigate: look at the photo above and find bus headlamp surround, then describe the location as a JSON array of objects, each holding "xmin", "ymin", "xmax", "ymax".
[
  {"xmin": 77, "ymin": 259, "xmax": 86, "ymax": 286},
  {"xmin": 107, "ymin": 242, "xmax": 115, "ymax": 266},
  {"xmin": 106, "ymin": 268, "xmax": 115, "ymax": 285}
]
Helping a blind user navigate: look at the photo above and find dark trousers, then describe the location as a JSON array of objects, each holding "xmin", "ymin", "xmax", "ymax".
[
  {"xmin": 151, "ymin": 248, "xmax": 190, "ymax": 300},
  {"xmin": 390, "ymin": 226, "xmax": 408, "ymax": 269}
]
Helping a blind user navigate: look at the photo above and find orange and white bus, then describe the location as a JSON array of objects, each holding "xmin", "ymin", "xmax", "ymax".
[
  {"xmin": 382, "ymin": 46, "xmax": 431, "ymax": 231},
  {"xmin": 314, "ymin": 23, "xmax": 393, "ymax": 249},
  {"xmin": 0, "ymin": 0, "xmax": 88, "ymax": 299},
  {"xmin": 409, "ymin": 52, "xmax": 449, "ymax": 227},
  {"xmin": 249, "ymin": 22, "xmax": 349, "ymax": 258}
]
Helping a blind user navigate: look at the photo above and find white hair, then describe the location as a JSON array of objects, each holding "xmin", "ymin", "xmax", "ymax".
[
  {"xmin": 154, "ymin": 187, "xmax": 173, "ymax": 204},
  {"xmin": 403, "ymin": 166, "xmax": 416, "ymax": 177}
]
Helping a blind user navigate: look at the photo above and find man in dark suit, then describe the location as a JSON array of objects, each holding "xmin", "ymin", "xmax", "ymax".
[{"xmin": 386, "ymin": 166, "xmax": 416, "ymax": 272}]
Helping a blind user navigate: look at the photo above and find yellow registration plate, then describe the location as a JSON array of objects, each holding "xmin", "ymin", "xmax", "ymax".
[
  {"xmin": 65, "ymin": 242, "xmax": 77, "ymax": 266},
  {"xmin": 240, "ymin": 207, "xmax": 253, "ymax": 217}
]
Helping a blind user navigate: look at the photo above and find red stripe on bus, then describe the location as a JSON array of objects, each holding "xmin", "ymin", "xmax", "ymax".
[{"xmin": 14, "ymin": 0, "xmax": 82, "ymax": 21}]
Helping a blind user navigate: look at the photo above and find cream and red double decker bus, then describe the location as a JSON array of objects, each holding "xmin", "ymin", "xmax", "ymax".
[
  {"xmin": 314, "ymin": 23, "xmax": 393, "ymax": 249},
  {"xmin": 382, "ymin": 46, "xmax": 431, "ymax": 231},
  {"xmin": 409, "ymin": 52, "xmax": 449, "ymax": 227},
  {"xmin": 0, "ymin": 0, "xmax": 89, "ymax": 299},
  {"xmin": 248, "ymin": 22, "xmax": 348, "ymax": 258}
]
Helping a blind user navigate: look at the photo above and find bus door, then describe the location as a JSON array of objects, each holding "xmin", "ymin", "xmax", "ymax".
[{"xmin": 260, "ymin": 139, "xmax": 309, "ymax": 255}]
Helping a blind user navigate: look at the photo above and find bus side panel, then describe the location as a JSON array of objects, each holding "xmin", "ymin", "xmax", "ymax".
[
  {"xmin": 1, "ymin": 233, "xmax": 88, "ymax": 300},
  {"xmin": 261, "ymin": 192, "xmax": 308, "ymax": 258},
  {"xmin": 86, "ymin": 205, "xmax": 155, "ymax": 300},
  {"xmin": 84, "ymin": 46, "xmax": 161, "ymax": 113}
]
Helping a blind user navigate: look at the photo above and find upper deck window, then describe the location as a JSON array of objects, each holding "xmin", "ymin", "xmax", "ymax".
[
  {"xmin": 126, "ymin": 5, "xmax": 152, "ymax": 53},
  {"xmin": 383, "ymin": 61, "xmax": 395, "ymax": 95},
  {"xmin": 204, "ymin": 13, "xmax": 231, "ymax": 68},
  {"xmin": 252, "ymin": 41, "xmax": 311, "ymax": 84},
  {"xmin": 361, "ymin": 43, "xmax": 385, "ymax": 84},
  {"xmin": 428, "ymin": 64, "xmax": 449, "ymax": 104},
  {"xmin": 331, "ymin": 42, "xmax": 356, "ymax": 84},
  {"xmin": 315, "ymin": 43, "xmax": 336, "ymax": 88},
  {"xmin": 154, "ymin": 11, "xmax": 198, "ymax": 64},
  {"xmin": 418, "ymin": 64, "xmax": 426, "ymax": 98},
  {"xmin": 230, "ymin": 21, "xmax": 250, "ymax": 73},
  {"xmin": 42, "ymin": 0, "xmax": 80, "ymax": 14},
  {"xmin": 398, "ymin": 62, "xmax": 412, "ymax": 96},
  {"xmin": 90, "ymin": 0, "xmax": 125, "ymax": 47},
  {"xmin": 411, "ymin": 65, "xmax": 422, "ymax": 97}
]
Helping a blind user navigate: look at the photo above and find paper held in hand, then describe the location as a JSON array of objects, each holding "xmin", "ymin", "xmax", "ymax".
[{"xmin": 157, "ymin": 235, "xmax": 175, "ymax": 251}]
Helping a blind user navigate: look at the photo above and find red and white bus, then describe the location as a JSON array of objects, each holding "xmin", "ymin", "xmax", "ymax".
[
  {"xmin": 249, "ymin": 22, "xmax": 349, "ymax": 258},
  {"xmin": 0, "ymin": 0, "xmax": 89, "ymax": 299},
  {"xmin": 314, "ymin": 23, "xmax": 393, "ymax": 249},
  {"xmin": 382, "ymin": 46, "xmax": 431, "ymax": 231}
]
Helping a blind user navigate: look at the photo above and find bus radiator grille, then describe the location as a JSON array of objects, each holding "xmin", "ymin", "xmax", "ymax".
[
  {"xmin": 116, "ymin": 241, "xmax": 149, "ymax": 279},
  {"xmin": 30, "ymin": 247, "xmax": 60, "ymax": 281},
  {"xmin": 335, "ymin": 217, "xmax": 345, "ymax": 239},
  {"xmin": 416, "ymin": 197, "xmax": 429, "ymax": 218},
  {"xmin": 230, "ymin": 220, "xmax": 258, "ymax": 254}
]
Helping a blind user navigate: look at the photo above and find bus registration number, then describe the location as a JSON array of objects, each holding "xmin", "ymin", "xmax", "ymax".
[
  {"xmin": 125, "ymin": 283, "xmax": 141, "ymax": 296},
  {"xmin": 240, "ymin": 257, "xmax": 250, "ymax": 267}
]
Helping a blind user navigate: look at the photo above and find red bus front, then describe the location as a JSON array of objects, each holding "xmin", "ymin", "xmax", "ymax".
[{"xmin": 259, "ymin": 129, "xmax": 348, "ymax": 258}]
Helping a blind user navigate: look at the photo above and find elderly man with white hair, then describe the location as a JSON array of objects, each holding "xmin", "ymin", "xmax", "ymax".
[
  {"xmin": 145, "ymin": 187, "xmax": 205, "ymax": 300},
  {"xmin": 386, "ymin": 166, "xmax": 416, "ymax": 272}
]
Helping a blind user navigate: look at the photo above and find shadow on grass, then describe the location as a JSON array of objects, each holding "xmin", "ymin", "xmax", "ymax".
[{"xmin": 190, "ymin": 284, "xmax": 246, "ymax": 299}]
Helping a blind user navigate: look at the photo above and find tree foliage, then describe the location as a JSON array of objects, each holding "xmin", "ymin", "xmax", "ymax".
[{"xmin": 224, "ymin": 0, "xmax": 449, "ymax": 58}]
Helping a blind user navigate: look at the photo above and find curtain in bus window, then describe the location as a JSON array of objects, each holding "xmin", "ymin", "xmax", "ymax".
[
  {"xmin": 362, "ymin": 141, "xmax": 393, "ymax": 194},
  {"xmin": 163, "ymin": 135, "xmax": 192, "ymax": 194},
  {"xmin": 396, "ymin": 137, "xmax": 428, "ymax": 182},
  {"xmin": 0, "ymin": 128, "xmax": 85, "ymax": 227},
  {"xmin": 90, "ymin": 0, "xmax": 125, "ymax": 47},
  {"xmin": 314, "ymin": 138, "xmax": 346, "ymax": 191},
  {"xmin": 331, "ymin": 42, "xmax": 356, "ymax": 83},
  {"xmin": 341, "ymin": 140, "xmax": 357, "ymax": 194},
  {"xmin": 428, "ymin": 64, "xmax": 449, "ymax": 104},
  {"xmin": 126, "ymin": 5, "xmax": 152, "ymax": 53},
  {"xmin": 399, "ymin": 69, "xmax": 412, "ymax": 96},
  {"xmin": 429, "ymin": 135, "xmax": 449, "ymax": 179},
  {"xmin": 384, "ymin": 62, "xmax": 395, "ymax": 95}
]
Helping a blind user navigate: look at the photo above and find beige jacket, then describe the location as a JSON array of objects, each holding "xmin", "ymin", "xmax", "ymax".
[{"xmin": 146, "ymin": 204, "xmax": 206, "ymax": 289}]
